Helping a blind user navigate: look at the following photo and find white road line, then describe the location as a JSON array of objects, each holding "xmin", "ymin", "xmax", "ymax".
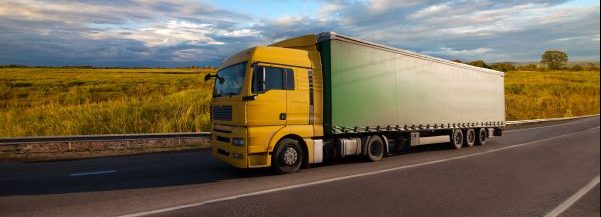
[
  {"xmin": 506, "ymin": 117, "xmax": 597, "ymax": 133},
  {"xmin": 70, "ymin": 170, "xmax": 116, "ymax": 177},
  {"xmin": 119, "ymin": 126, "xmax": 600, "ymax": 217},
  {"xmin": 544, "ymin": 175, "xmax": 600, "ymax": 217}
]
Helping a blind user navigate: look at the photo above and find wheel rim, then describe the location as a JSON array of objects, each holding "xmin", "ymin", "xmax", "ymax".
[
  {"xmin": 479, "ymin": 130, "xmax": 487, "ymax": 143},
  {"xmin": 370, "ymin": 141, "xmax": 383, "ymax": 156},
  {"xmin": 282, "ymin": 147, "xmax": 298, "ymax": 166},
  {"xmin": 454, "ymin": 131, "xmax": 463, "ymax": 145},
  {"xmin": 467, "ymin": 130, "xmax": 475, "ymax": 144}
]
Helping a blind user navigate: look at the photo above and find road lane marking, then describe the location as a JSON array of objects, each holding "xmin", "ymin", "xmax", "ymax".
[
  {"xmin": 544, "ymin": 175, "xmax": 600, "ymax": 217},
  {"xmin": 120, "ymin": 126, "xmax": 600, "ymax": 217},
  {"xmin": 70, "ymin": 170, "xmax": 116, "ymax": 177}
]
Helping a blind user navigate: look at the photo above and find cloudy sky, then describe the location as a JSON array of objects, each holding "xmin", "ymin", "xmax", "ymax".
[{"xmin": 0, "ymin": 0, "xmax": 599, "ymax": 67}]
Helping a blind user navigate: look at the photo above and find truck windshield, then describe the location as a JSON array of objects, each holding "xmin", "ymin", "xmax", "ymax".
[{"xmin": 213, "ymin": 62, "xmax": 247, "ymax": 98}]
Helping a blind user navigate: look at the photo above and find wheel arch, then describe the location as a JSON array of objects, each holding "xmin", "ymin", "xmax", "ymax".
[{"xmin": 271, "ymin": 134, "xmax": 309, "ymax": 168}]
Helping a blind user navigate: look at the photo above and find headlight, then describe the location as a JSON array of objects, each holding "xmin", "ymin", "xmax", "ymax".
[{"xmin": 232, "ymin": 138, "xmax": 244, "ymax": 146}]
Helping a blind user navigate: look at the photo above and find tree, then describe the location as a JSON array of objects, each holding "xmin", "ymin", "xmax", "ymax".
[
  {"xmin": 468, "ymin": 60, "xmax": 490, "ymax": 69},
  {"xmin": 541, "ymin": 50, "xmax": 568, "ymax": 70},
  {"xmin": 491, "ymin": 63, "xmax": 515, "ymax": 72}
]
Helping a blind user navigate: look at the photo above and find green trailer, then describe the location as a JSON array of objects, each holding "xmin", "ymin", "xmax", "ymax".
[{"xmin": 317, "ymin": 32, "xmax": 505, "ymax": 135}]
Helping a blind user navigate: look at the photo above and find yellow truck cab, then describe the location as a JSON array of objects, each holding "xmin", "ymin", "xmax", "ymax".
[
  {"xmin": 207, "ymin": 32, "xmax": 505, "ymax": 174},
  {"xmin": 209, "ymin": 35, "xmax": 325, "ymax": 174}
]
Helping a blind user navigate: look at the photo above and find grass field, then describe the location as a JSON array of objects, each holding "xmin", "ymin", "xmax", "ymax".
[
  {"xmin": 505, "ymin": 70, "xmax": 600, "ymax": 120},
  {"xmin": 0, "ymin": 68, "xmax": 215, "ymax": 137},
  {"xmin": 0, "ymin": 68, "xmax": 599, "ymax": 137}
]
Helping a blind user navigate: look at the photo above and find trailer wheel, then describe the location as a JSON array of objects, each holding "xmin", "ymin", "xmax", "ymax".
[
  {"xmin": 476, "ymin": 128, "xmax": 488, "ymax": 146},
  {"xmin": 450, "ymin": 129, "xmax": 463, "ymax": 149},
  {"xmin": 271, "ymin": 138, "xmax": 303, "ymax": 174},
  {"xmin": 366, "ymin": 136, "xmax": 384, "ymax": 162},
  {"xmin": 464, "ymin": 129, "xmax": 476, "ymax": 147}
]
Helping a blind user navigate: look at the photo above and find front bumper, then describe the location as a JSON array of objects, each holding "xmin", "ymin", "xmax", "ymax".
[
  {"xmin": 210, "ymin": 125, "xmax": 272, "ymax": 169},
  {"xmin": 210, "ymin": 126, "xmax": 248, "ymax": 168}
]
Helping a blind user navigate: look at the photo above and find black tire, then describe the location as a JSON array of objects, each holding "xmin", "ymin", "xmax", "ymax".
[
  {"xmin": 475, "ymin": 128, "xmax": 488, "ymax": 146},
  {"xmin": 450, "ymin": 129, "xmax": 463, "ymax": 149},
  {"xmin": 464, "ymin": 129, "xmax": 476, "ymax": 147},
  {"xmin": 366, "ymin": 136, "xmax": 384, "ymax": 162},
  {"xmin": 271, "ymin": 138, "xmax": 303, "ymax": 174}
]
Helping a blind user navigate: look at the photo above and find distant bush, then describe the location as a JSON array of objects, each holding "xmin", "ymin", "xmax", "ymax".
[
  {"xmin": 569, "ymin": 65, "xmax": 583, "ymax": 71},
  {"xmin": 491, "ymin": 63, "xmax": 516, "ymax": 72},
  {"xmin": 582, "ymin": 62, "xmax": 600, "ymax": 71},
  {"xmin": 468, "ymin": 60, "xmax": 491, "ymax": 69},
  {"xmin": 516, "ymin": 64, "xmax": 540, "ymax": 71}
]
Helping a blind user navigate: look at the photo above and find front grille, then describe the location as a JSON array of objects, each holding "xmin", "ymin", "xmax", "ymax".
[
  {"xmin": 217, "ymin": 136, "xmax": 230, "ymax": 143},
  {"xmin": 212, "ymin": 106, "xmax": 233, "ymax": 121}
]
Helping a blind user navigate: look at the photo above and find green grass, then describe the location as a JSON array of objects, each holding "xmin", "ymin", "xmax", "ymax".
[{"xmin": 0, "ymin": 68, "xmax": 599, "ymax": 137}]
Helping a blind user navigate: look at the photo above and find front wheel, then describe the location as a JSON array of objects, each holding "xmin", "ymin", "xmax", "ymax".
[{"xmin": 271, "ymin": 138, "xmax": 303, "ymax": 174}]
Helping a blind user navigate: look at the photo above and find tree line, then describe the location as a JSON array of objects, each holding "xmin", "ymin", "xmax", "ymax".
[{"xmin": 454, "ymin": 50, "xmax": 599, "ymax": 72}]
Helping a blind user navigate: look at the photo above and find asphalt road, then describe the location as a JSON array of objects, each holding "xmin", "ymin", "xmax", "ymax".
[{"xmin": 0, "ymin": 117, "xmax": 599, "ymax": 217}]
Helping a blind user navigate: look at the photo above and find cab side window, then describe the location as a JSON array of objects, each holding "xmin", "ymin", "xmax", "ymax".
[{"xmin": 253, "ymin": 66, "xmax": 294, "ymax": 94}]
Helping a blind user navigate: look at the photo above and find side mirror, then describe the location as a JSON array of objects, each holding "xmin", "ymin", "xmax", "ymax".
[
  {"xmin": 204, "ymin": 73, "xmax": 214, "ymax": 81},
  {"xmin": 204, "ymin": 73, "xmax": 224, "ymax": 84}
]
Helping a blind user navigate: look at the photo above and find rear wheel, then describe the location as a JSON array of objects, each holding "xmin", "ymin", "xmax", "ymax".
[
  {"xmin": 271, "ymin": 138, "xmax": 303, "ymax": 174},
  {"xmin": 366, "ymin": 136, "xmax": 384, "ymax": 162},
  {"xmin": 476, "ymin": 128, "xmax": 488, "ymax": 146},
  {"xmin": 450, "ymin": 129, "xmax": 463, "ymax": 149},
  {"xmin": 464, "ymin": 129, "xmax": 476, "ymax": 147}
]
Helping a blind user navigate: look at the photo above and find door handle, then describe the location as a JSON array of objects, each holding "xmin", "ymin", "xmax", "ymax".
[{"xmin": 279, "ymin": 113, "xmax": 287, "ymax": 120}]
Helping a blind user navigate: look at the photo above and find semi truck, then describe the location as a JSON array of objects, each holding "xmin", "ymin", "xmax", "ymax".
[{"xmin": 206, "ymin": 32, "xmax": 505, "ymax": 174}]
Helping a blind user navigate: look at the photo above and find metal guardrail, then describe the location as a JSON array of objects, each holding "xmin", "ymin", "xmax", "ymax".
[
  {"xmin": 505, "ymin": 114, "xmax": 599, "ymax": 126},
  {"xmin": 0, "ymin": 132, "xmax": 210, "ymax": 145},
  {"xmin": 1, "ymin": 114, "xmax": 598, "ymax": 145}
]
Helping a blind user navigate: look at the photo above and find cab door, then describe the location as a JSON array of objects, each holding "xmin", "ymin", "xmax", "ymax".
[
  {"xmin": 286, "ymin": 67, "xmax": 310, "ymax": 125},
  {"xmin": 246, "ymin": 65, "xmax": 287, "ymax": 126}
]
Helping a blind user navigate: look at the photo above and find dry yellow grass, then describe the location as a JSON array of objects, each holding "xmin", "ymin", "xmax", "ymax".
[
  {"xmin": 0, "ymin": 68, "xmax": 215, "ymax": 137},
  {"xmin": 0, "ymin": 68, "xmax": 598, "ymax": 137},
  {"xmin": 505, "ymin": 70, "xmax": 600, "ymax": 120}
]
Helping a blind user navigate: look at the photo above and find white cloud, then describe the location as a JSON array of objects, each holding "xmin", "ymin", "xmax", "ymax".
[
  {"xmin": 172, "ymin": 48, "xmax": 205, "ymax": 61},
  {"xmin": 369, "ymin": 0, "xmax": 424, "ymax": 11},
  {"xmin": 423, "ymin": 47, "xmax": 494, "ymax": 60},
  {"xmin": 409, "ymin": 3, "xmax": 451, "ymax": 19}
]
